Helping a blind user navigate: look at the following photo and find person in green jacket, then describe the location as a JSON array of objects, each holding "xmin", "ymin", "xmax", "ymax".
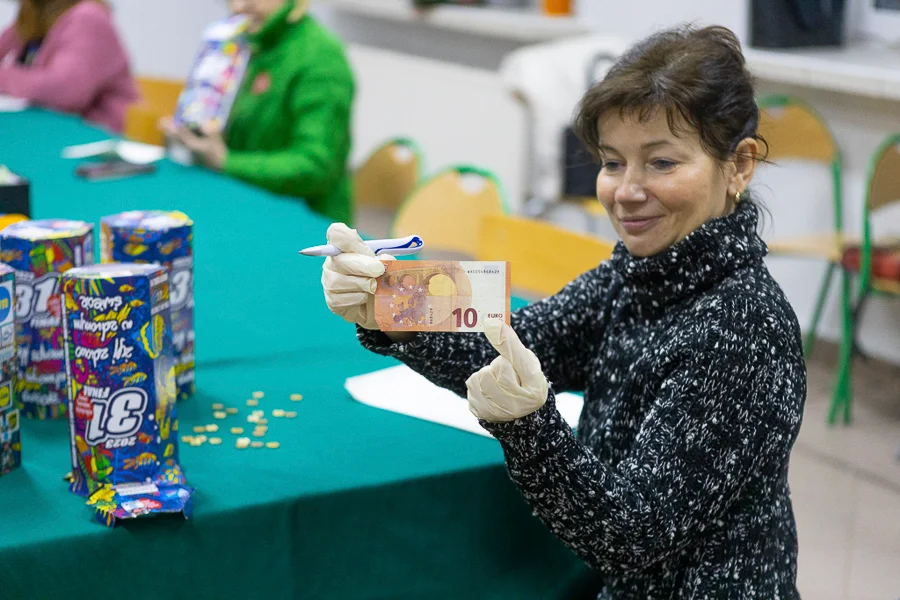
[{"xmin": 163, "ymin": 0, "xmax": 354, "ymax": 224}]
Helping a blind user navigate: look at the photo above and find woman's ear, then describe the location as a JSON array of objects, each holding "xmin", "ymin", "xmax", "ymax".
[
  {"xmin": 730, "ymin": 137, "xmax": 759, "ymax": 195},
  {"xmin": 288, "ymin": 0, "xmax": 310, "ymax": 22}
]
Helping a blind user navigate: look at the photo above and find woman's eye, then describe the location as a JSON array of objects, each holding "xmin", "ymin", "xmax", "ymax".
[
  {"xmin": 602, "ymin": 161, "xmax": 621, "ymax": 171},
  {"xmin": 651, "ymin": 159, "xmax": 676, "ymax": 170}
]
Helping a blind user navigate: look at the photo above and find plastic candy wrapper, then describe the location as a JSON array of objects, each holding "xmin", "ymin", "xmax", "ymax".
[
  {"xmin": 0, "ymin": 219, "xmax": 93, "ymax": 419},
  {"xmin": 174, "ymin": 15, "xmax": 250, "ymax": 131},
  {"xmin": 0, "ymin": 264, "xmax": 20, "ymax": 476},
  {"xmin": 61, "ymin": 263, "xmax": 192, "ymax": 527},
  {"xmin": 101, "ymin": 211, "xmax": 194, "ymax": 401}
]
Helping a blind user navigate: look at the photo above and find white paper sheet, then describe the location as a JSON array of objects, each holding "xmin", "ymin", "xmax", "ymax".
[
  {"xmin": 62, "ymin": 140, "xmax": 165, "ymax": 165},
  {"xmin": 0, "ymin": 95, "xmax": 29, "ymax": 112},
  {"xmin": 345, "ymin": 365, "xmax": 584, "ymax": 439}
]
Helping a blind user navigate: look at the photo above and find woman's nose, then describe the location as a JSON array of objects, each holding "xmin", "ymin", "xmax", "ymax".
[{"xmin": 614, "ymin": 170, "xmax": 648, "ymax": 203}]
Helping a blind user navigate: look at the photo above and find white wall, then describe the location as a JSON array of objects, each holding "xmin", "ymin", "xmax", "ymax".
[
  {"xmin": 106, "ymin": 0, "xmax": 228, "ymax": 79},
  {"xmin": 854, "ymin": 0, "xmax": 900, "ymax": 43},
  {"xmin": 347, "ymin": 44, "xmax": 528, "ymax": 211},
  {"xmin": 0, "ymin": 5, "xmax": 14, "ymax": 26},
  {"xmin": 576, "ymin": 0, "xmax": 749, "ymax": 43}
]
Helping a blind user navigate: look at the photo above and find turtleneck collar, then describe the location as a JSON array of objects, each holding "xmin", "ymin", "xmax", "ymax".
[
  {"xmin": 610, "ymin": 201, "xmax": 767, "ymax": 307},
  {"xmin": 248, "ymin": 0, "xmax": 300, "ymax": 52}
]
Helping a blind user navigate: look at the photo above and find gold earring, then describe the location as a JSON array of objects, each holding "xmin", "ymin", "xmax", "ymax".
[{"xmin": 734, "ymin": 191, "xmax": 742, "ymax": 205}]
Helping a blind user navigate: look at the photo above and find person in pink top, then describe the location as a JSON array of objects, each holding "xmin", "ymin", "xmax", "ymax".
[{"xmin": 0, "ymin": 0, "xmax": 139, "ymax": 133}]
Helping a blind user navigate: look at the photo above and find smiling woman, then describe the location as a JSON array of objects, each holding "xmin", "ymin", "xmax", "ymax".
[
  {"xmin": 323, "ymin": 24, "xmax": 806, "ymax": 600},
  {"xmin": 573, "ymin": 26, "xmax": 767, "ymax": 257}
]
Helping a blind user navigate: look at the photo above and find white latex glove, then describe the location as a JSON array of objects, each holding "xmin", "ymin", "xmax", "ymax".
[
  {"xmin": 466, "ymin": 319, "xmax": 549, "ymax": 422},
  {"xmin": 321, "ymin": 223, "xmax": 394, "ymax": 330}
]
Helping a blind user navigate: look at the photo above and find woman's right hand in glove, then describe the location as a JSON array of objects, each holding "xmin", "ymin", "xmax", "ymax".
[{"xmin": 321, "ymin": 223, "xmax": 394, "ymax": 330}]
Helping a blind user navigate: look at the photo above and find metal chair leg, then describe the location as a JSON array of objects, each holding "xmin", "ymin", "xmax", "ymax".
[
  {"xmin": 829, "ymin": 269, "xmax": 853, "ymax": 425},
  {"xmin": 850, "ymin": 286, "xmax": 872, "ymax": 363}
]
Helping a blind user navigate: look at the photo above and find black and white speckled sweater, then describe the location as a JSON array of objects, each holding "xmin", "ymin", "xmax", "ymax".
[{"xmin": 359, "ymin": 202, "xmax": 806, "ymax": 599}]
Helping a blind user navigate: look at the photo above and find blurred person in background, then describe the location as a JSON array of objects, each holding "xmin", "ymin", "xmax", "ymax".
[
  {"xmin": 163, "ymin": 0, "xmax": 354, "ymax": 224},
  {"xmin": 0, "ymin": 0, "xmax": 138, "ymax": 133}
]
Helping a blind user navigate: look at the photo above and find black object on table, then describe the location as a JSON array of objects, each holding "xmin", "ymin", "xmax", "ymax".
[{"xmin": 0, "ymin": 169, "xmax": 30, "ymax": 217}]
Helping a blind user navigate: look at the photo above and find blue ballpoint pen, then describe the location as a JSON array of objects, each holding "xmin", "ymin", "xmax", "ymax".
[{"xmin": 298, "ymin": 234, "xmax": 424, "ymax": 257}]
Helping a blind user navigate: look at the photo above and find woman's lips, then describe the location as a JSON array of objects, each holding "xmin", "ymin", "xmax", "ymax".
[{"xmin": 619, "ymin": 216, "xmax": 662, "ymax": 234}]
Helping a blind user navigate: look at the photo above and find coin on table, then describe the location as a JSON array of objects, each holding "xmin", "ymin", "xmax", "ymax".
[
  {"xmin": 266, "ymin": 442, "xmax": 280, "ymax": 449},
  {"xmin": 252, "ymin": 409, "xmax": 264, "ymax": 417},
  {"xmin": 190, "ymin": 439, "xmax": 204, "ymax": 447},
  {"xmin": 214, "ymin": 411, "xmax": 227, "ymax": 419},
  {"xmin": 209, "ymin": 437, "xmax": 222, "ymax": 445},
  {"xmin": 247, "ymin": 399, "xmax": 259, "ymax": 407},
  {"xmin": 226, "ymin": 407, "xmax": 238, "ymax": 415},
  {"xmin": 272, "ymin": 409, "xmax": 286, "ymax": 418},
  {"xmin": 247, "ymin": 415, "xmax": 260, "ymax": 424},
  {"xmin": 212, "ymin": 403, "xmax": 224, "ymax": 410},
  {"xmin": 236, "ymin": 437, "xmax": 251, "ymax": 449},
  {"xmin": 231, "ymin": 427, "xmax": 244, "ymax": 435},
  {"xmin": 252, "ymin": 430, "xmax": 266, "ymax": 437},
  {"xmin": 257, "ymin": 418, "xmax": 268, "ymax": 426},
  {"xmin": 192, "ymin": 426, "xmax": 205, "ymax": 433},
  {"xmin": 285, "ymin": 411, "xmax": 297, "ymax": 418},
  {"xmin": 182, "ymin": 436, "xmax": 194, "ymax": 443},
  {"xmin": 196, "ymin": 435, "xmax": 208, "ymax": 443},
  {"xmin": 251, "ymin": 441, "xmax": 264, "ymax": 448},
  {"xmin": 290, "ymin": 394, "xmax": 303, "ymax": 401},
  {"xmin": 252, "ymin": 391, "xmax": 265, "ymax": 399},
  {"xmin": 206, "ymin": 424, "xmax": 219, "ymax": 432}
]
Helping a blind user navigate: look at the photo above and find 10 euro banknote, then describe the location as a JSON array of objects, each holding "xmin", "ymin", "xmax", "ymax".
[{"xmin": 374, "ymin": 261, "xmax": 510, "ymax": 332}]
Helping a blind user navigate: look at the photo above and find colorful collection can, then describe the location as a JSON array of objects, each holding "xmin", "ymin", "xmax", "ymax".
[
  {"xmin": 0, "ymin": 219, "xmax": 93, "ymax": 419},
  {"xmin": 101, "ymin": 210, "xmax": 194, "ymax": 401},
  {"xmin": 61, "ymin": 263, "xmax": 193, "ymax": 526},
  {"xmin": 0, "ymin": 264, "xmax": 20, "ymax": 477},
  {"xmin": 174, "ymin": 15, "xmax": 250, "ymax": 131}
]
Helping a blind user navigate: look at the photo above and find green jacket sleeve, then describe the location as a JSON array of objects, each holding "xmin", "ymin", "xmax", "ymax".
[{"xmin": 223, "ymin": 60, "xmax": 353, "ymax": 199}]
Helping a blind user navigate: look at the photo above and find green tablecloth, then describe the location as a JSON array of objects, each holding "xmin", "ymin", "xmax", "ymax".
[{"xmin": 0, "ymin": 111, "xmax": 592, "ymax": 599}]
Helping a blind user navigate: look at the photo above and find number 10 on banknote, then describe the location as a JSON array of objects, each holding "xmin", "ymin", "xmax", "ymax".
[{"xmin": 374, "ymin": 261, "xmax": 511, "ymax": 333}]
